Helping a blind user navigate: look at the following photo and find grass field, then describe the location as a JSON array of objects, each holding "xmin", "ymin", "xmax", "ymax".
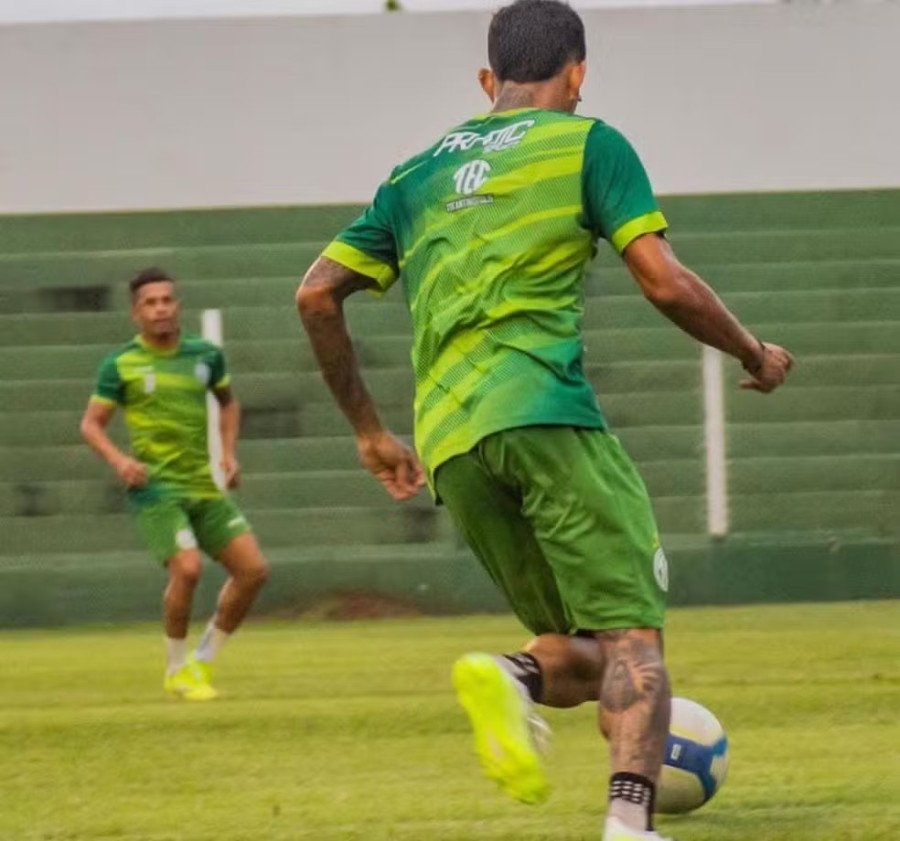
[{"xmin": 1, "ymin": 601, "xmax": 898, "ymax": 841}]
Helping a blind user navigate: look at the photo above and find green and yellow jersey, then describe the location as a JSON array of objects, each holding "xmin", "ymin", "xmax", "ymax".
[
  {"xmin": 90, "ymin": 334, "xmax": 229, "ymax": 504},
  {"xmin": 323, "ymin": 108, "xmax": 667, "ymax": 478}
]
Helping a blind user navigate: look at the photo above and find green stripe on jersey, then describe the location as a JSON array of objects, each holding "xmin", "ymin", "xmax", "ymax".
[
  {"xmin": 322, "ymin": 240, "xmax": 397, "ymax": 289},
  {"xmin": 326, "ymin": 108, "xmax": 666, "ymax": 480},
  {"xmin": 611, "ymin": 211, "xmax": 669, "ymax": 254},
  {"xmin": 91, "ymin": 334, "xmax": 228, "ymax": 504}
]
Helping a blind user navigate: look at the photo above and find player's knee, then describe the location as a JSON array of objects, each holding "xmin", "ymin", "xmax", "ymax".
[
  {"xmin": 526, "ymin": 632, "xmax": 604, "ymax": 681},
  {"xmin": 168, "ymin": 554, "xmax": 202, "ymax": 588},
  {"xmin": 597, "ymin": 627, "xmax": 663, "ymax": 656},
  {"xmin": 249, "ymin": 558, "xmax": 270, "ymax": 589},
  {"xmin": 178, "ymin": 567, "xmax": 202, "ymax": 589},
  {"xmin": 524, "ymin": 633, "xmax": 571, "ymax": 660},
  {"xmin": 236, "ymin": 557, "xmax": 269, "ymax": 590}
]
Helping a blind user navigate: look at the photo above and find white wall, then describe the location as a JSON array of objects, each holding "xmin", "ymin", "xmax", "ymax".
[
  {"xmin": 0, "ymin": 0, "xmax": 774, "ymax": 24},
  {"xmin": 0, "ymin": 2, "xmax": 898, "ymax": 213}
]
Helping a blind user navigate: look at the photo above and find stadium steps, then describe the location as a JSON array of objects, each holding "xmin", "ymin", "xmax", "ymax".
[
  {"xmin": 1, "ymin": 189, "xmax": 899, "ymax": 624},
  {"xmin": 2, "ymin": 321, "xmax": 899, "ymax": 381},
  {"xmin": 0, "ymin": 206, "xmax": 361, "ymax": 252},
  {"xmin": 3, "ymin": 258, "xmax": 899, "ymax": 315},
  {"xmin": 4, "ymin": 495, "xmax": 893, "ymax": 557},
  {"xmin": 0, "ymin": 436, "xmax": 363, "ymax": 481},
  {"xmin": 0, "ymin": 506, "xmax": 461, "ymax": 556},
  {"xmin": 5, "ymin": 382, "xmax": 900, "ymax": 447},
  {"xmin": 0, "ymin": 463, "xmax": 703, "ymax": 517},
  {"xmin": 5, "ymin": 354, "xmax": 900, "ymax": 414},
  {"xmin": 1, "ymin": 189, "xmax": 897, "ymax": 253},
  {"xmin": 0, "ymin": 488, "xmax": 895, "ymax": 555},
  {"xmin": 3, "ymin": 421, "xmax": 898, "ymax": 484},
  {"xmin": 3, "ymin": 287, "xmax": 900, "ymax": 346},
  {"xmin": 2, "ymin": 455, "xmax": 898, "ymax": 519},
  {"xmin": 2, "ymin": 226, "xmax": 900, "ymax": 286},
  {"xmin": 3, "ymin": 528, "xmax": 897, "ymax": 627},
  {"xmin": 0, "ymin": 542, "xmax": 497, "ymax": 626},
  {"xmin": 1, "ymin": 361, "xmax": 709, "ymax": 411}
]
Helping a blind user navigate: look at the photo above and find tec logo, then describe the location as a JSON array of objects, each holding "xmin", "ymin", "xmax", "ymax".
[{"xmin": 453, "ymin": 159, "xmax": 492, "ymax": 196}]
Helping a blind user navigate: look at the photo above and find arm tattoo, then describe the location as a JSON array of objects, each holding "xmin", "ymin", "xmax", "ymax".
[{"xmin": 298, "ymin": 258, "xmax": 381, "ymax": 435}]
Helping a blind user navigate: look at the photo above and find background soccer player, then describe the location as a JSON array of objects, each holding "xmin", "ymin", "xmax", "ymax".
[
  {"xmin": 80, "ymin": 267, "xmax": 269, "ymax": 701},
  {"xmin": 297, "ymin": 1, "xmax": 792, "ymax": 838}
]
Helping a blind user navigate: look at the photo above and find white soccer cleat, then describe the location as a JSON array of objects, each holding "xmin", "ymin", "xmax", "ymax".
[{"xmin": 603, "ymin": 816, "xmax": 673, "ymax": 841}]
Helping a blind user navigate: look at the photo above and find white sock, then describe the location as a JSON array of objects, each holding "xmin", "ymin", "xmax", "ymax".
[
  {"xmin": 604, "ymin": 816, "xmax": 662, "ymax": 840},
  {"xmin": 166, "ymin": 637, "xmax": 188, "ymax": 675},
  {"xmin": 194, "ymin": 621, "xmax": 230, "ymax": 663}
]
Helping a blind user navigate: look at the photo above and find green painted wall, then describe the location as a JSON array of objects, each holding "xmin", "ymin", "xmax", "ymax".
[{"xmin": 2, "ymin": 190, "xmax": 898, "ymax": 626}]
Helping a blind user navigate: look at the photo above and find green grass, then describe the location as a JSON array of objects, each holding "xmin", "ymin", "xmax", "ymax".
[{"xmin": 1, "ymin": 602, "xmax": 898, "ymax": 840}]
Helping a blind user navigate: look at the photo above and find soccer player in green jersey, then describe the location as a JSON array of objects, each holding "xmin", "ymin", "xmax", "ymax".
[
  {"xmin": 80, "ymin": 267, "xmax": 269, "ymax": 701},
  {"xmin": 297, "ymin": 1, "xmax": 792, "ymax": 837}
]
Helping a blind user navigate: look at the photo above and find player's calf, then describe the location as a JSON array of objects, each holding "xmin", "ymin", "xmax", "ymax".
[{"xmin": 597, "ymin": 628, "xmax": 671, "ymax": 834}]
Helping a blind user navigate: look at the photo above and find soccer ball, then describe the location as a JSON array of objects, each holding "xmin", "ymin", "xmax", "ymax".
[{"xmin": 656, "ymin": 697, "xmax": 729, "ymax": 814}]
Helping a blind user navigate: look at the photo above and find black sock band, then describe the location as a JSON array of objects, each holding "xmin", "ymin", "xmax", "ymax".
[
  {"xmin": 501, "ymin": 652, "xmax": 543, "ymax": 703},
  {"xmin": 609, "ymin": 772, "xmax": 656, "ymax": 830}
]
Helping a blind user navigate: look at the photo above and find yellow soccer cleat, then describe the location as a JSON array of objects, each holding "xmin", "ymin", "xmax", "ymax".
[
  {"xmin": 452, "ymin": 652, "xmax": 550, "ymax": 805},
  {"xmin": 188, "ymin": 655, "xmax": 215, "ymax": 689},
  {"xmin": 164, "ymin": 658, "xmax": 218, "ymax": 701}
]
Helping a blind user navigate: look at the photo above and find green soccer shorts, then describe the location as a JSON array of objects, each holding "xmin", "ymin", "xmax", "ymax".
[
  {"xmin": 132, "ymin": 495, "xmax": 252, "ymax": 565},
  {"xmin": 434, "ymin": 426, "xmax": 668, "ymax": 635}
]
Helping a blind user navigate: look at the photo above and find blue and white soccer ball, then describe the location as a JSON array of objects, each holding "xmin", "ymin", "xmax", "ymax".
[{"xmin": 656, "ymin": 697, "xmax": 729, "ymax": 814}]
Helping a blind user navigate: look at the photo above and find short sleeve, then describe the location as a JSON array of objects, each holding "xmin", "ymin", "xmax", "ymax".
[
  {"xmin": 209, "ymin": 346, "xmax": 230, "ymax": 390},
  {"xmin": 91, "ymin": 354, "xmax": 123, "ymax": 406},
  {"xmin": 582, "ymin": 122, "xmax": 668, "ymax": 254},
  {"xmin": 321, "ymin": 180, "xmax": 400, "ymax": 291}
]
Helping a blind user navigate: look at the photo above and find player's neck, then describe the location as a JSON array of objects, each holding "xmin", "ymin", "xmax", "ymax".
[
  {"xmin": 140, "ymin": 329, "xmax": 181, "ymax": 351},
  {"xmin": 491, "ymin": 80, "xmax": 573, "ymax": 114}
]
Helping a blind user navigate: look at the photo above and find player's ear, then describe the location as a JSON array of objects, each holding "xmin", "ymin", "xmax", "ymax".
[
  {"xmin": 478, "ymin": 67, "xmax": 496, "ymax": 102},
  {"xmin": 567, "ymin": 60, "xmax": 587, "ymax": 106}
]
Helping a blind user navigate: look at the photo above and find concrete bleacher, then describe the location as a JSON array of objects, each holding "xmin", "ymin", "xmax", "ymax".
[{"xmin": 1, "ymin": 190, "xmax": 898, "ymax": 626}]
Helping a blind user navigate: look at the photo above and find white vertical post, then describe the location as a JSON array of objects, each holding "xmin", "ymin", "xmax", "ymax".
[
  {"xmin": 201, "ymin": 308, "xmax": 226, "ymax": 491},
  {"xmin": 702, "ymin": 345, "xmax": 729, "ymax": 538}
]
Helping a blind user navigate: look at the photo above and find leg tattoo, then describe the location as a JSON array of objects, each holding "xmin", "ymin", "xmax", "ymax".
[{"xmin": 597, "ymin": 629, "xmax": 671, "ymax": 830}]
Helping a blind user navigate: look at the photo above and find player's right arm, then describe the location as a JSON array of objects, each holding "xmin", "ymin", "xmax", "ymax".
[
  {"xmin": 623, "ymin": 234, "xmax": 793, "ymax": 393},
  {"xmin": 79, "ymin": 399, "xmax": 149, "ymax": 487},
  {"xmin": 297, "ymin": 257, "xmax": 424, "ymax": 501},
  {"xmin": 80, "ymin": 354, "xmax": 149, "ymax": 487}
]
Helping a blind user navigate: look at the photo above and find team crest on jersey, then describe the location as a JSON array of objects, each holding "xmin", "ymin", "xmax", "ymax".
[
  {"xmin": 433, "ymin": 119, "xmax": 535, "ymax": 157},
  {"xmin": 653, "ymin": 547, "xmax": 669, "ymax": 592},
  {"xmin": 142, "ymin": 373, "xmax": 156, "ymax": 394}
]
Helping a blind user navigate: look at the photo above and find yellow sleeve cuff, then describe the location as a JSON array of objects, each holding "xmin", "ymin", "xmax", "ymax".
[
  {"xmin": 322, "ymin": 241, "xmax": 398, "ymax": 290},
  {"xmin": 610, "ymin": 211, "xmax": 668, "ymax": 254},
  {"xmin": 89, "ymin": 394, "xmax": 118, "ymax": 407}
]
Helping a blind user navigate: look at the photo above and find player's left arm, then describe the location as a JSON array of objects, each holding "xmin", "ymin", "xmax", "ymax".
[
  {"xmin": 623, "ymin": 235, "xmax": 793, "ymax": 392},
  {"xmin": 213, "ymin": 385, "xmax": 241, "ymax": 488},
  {"xmin": 297, "ymin": 257, "xmax": 424, "ymax": 501},
  {"xmin": 584, "ymin": 122, "xmax": 793, "ymax": 392}
]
